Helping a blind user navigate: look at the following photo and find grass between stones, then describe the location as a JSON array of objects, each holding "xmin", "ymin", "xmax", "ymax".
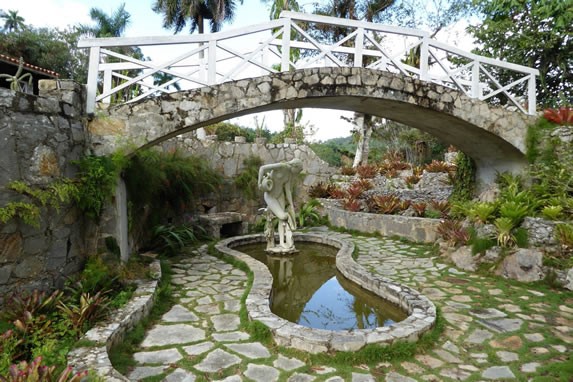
[{"xmin": 108, "ymin": 260, "xmax": 175, "ymax": 375}]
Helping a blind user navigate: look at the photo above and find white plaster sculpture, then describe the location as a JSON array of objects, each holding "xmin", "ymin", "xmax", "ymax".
[{"xmin": 258, "ymin": 158, "xmax": 303, "ymax": 253}]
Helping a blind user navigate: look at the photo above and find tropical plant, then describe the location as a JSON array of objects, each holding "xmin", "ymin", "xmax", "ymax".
[
  {"xmin": 429, "ymin": 200, "xmax": 450, "ymax": 218},
  {"xmin": 308, "ymin": 182, "xmax": 335, "ymax": 199},
  {"xmin": 494, "ymin": 217, "xmax": 516, "ymax": 248},
  {"xmin": 1, "ymin": 10, "xmax": 25, "ymax": 33},
  {"xmin": 346, "ymin": 181, "xmax": 368, "ymax": 199},
  {"xmin": 0, "ymin": 290, "xmax": 63, "ymax": 323},
  {"xmin": 0, "ymin": 356, "xmax": 88, "ymax": 382},
  {"xmin": 328, "ymin": 186, "xmax": 347, "ymax": 200},
  {"xmin": 340, "ymin": 167, "xmax": 356, "ymax": 176},
  {"xmin": 436, "ymin": 219, "xmax": 470, "ymax": 246},
  {"xmin": 56, "ymin": 292, "xmax": 109, "ymax": 333},
  {"xmin": 367, "ymin": 194, "xmax": 404, "ymax": 215},
  {"xmin": 424, "ymin": 160, "xmax": 454, "ymax": 174},
  {"xmin": 234, "ymin": 156, "xmax": 263, "ymax": 201},
  {"xmin": 543, "ymin": 107, "xmax": 573, "ymax": 125},
  {"xmin": 410, "ymin": 202, "xmax": 427, "ymax": 217},
  {"xmin": 342, "ymin": 198, "xmax": 362, "ymax": 212},
  {"xmin": 153, "ymin": 0, "xmax": 243, "ymax": 34},
  {"xmin": 405, "ymin": 174, "xmax": 420, "ymax": 188},
  {"xmin": 356, "ymin": 164, "xmax": 378, "ymax": 179},
  {"xmin": 0, "ymin": 57, "xmax": 32, "ymax": 92},
  {"xmin": 297, "ymin": 199, "xmax": 322, "ymax": 227},
  {"xmin": 541, "ymin": 205, "xmax": 564, "ymax": 221},
  {"xmin": 555, "ymin": 223, "xmax": 573, "ymax": 253},
  {"xmin": 150, "ymin": 224, "xmax": 203, "ymax": 256},
  {"xmin": 469, "ymin": 202, "xmax": 496, "ymax": 224}
]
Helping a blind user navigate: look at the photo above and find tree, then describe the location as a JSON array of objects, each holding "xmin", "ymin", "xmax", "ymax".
[
  {"xmin": 312, "ymin": 0, "xmax": 394, "ymax": 167},
  {"xmin": 79, "ymin": 3, "xmax": 131, "ymax": 38},
  {"xmin": 1, "ymin": 9, "xmax": 26, "ymax": 33},
  {"xmin": 152, "ymin": 0, "xmax": 242, "ymax": 34},
  {"xmin": 468, "ymin": 0, "xmax": 573, "ymax": 107},
  {"xmin": 0, "ymin": 27, "xmax": 86, "ymax": 82}
]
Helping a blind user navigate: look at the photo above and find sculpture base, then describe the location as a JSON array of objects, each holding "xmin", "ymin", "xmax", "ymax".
[{"xmin": 265, "ymin": 247, "xmax": 299, "ymax": 255}]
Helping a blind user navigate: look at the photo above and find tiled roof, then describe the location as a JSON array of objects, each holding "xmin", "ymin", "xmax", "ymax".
[{"xmin": 0, "ymin": 53, "xmax": 60, "ymax": 78}]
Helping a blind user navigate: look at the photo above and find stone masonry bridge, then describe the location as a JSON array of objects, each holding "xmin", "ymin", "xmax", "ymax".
[{"xmin": 90, "ymin": 67, "xmax": 535, "ymax": 185}]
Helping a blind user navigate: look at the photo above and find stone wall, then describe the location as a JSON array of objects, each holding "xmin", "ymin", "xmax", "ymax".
[
  {"xmin": 0, "ymin": 81, "xmax": 89, "ymax": 296},
  {"xmin": 162, "ymin": 136, "xmax": 336, "ymax": 220}
]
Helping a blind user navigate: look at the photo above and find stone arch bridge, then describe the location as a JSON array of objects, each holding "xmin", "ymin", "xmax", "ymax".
[{"xmin": 90, "ymin": 67, "xmax": 536, "ymax": 185}]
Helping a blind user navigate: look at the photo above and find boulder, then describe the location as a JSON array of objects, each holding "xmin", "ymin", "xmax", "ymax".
[
  {"xmin": 496, "ymin": 248, "xmax": 544, "ymax": 282},
  {"xmin": 565, "ymin": 268, "xmax": 573, "ymax": 291},
  {"xmin": 450, "ymin": 246, "xmax": 477, "ymax": 271}
]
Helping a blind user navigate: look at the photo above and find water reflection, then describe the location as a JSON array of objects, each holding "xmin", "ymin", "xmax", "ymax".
[{"xmin": 237, "ymin": 243, "xmax": 406, "ymax": 330}]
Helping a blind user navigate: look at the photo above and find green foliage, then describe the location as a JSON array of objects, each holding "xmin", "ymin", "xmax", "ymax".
[
  {"xmin": 234, "ymin": 156, "xmax": 263, "ymax": 201},
  {"xmin": 0, "ymin": 357, "xmax": 88, "ymax": 382},
  {"xmin": 0, "ymin": 26, "xmax": 88, "ymax": 83},
  {"xmin": 0, "ymin": 290, "xmax": 63, "ymax": 324},
  {"xmin": 468, "ymin": 202, "xmax": 496, "ymax": 224},
  {"xmin": 436, "ymin": 219, "xmax": 470, "ymax": 246},
  {"xmin": 541, "ymin": 205, "xmax": 564, "ymax": 220},
  {"xmin": 494, "ymin": 217, "xmax": 516, "ymax": 247},
  {"xmin": 56, "ymin": 292, "xmax": 109, "ymax": 334},
  {"xmin": 468, "ymin": 0, "xmax": 572, "ymax": 107},
  {"xmin": 75, "ymin": 155, "xmax": 123, "ymax": 220},
  {"xmin": 450, "ymin": 151, "xmax": 475, "ymax": 201},
  {"xmin": 514, "ymin": 227, "xmax": 529, "ymax": 248},
  {"xmin": 297, "ymin": 199, "xmax": 322, "ymax": 227},
  {"xmin": 555, "ymin": 223, "xmax": 573, "ymax": 249},
  {"xmin": 150, "ymin": 224, "xmax": 203, "ymax": 256},
  {"xmin": 469, "ymin": 235, "xmax": 496, "ymax": 255},
  {"xmin": 526, "ymin": 118, "xmax": 556, "ymax": 163},
  {"xmin": 204, "ymin": 121, "xmax": 271, "ymax": 142},
  {"xmin": 124, "ymin": 149, "xmax": 222, "ymax": 231},
  {"xmin": 0, "ymin": 180, "xmax": 79, "ymax": 228}
]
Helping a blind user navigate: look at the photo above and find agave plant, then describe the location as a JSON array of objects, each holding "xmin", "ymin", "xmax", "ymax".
[
  {"xmin": 436, "ymin": 219, "xmax": 470, "ymax": 246},
  {"xmin": 541, "ymin": 205, "xmax": 563, "ymax": 220},
  {"xmin": 356, "ymin": 164, "xmax": 378, "ymax": 179},
  {"xmin": 470, "ymin": 202, "xmax": 497, "ymax": 224},
  {"xmin": 342, "ymin": 198, "xmax": 362, "ymax": 212},
  {"xmin": 367, "ymin": 194, "xmax": 404, "ymax": 215},
  {"xmin": 494, "ymin": 217, "xmax": 516, "ymax": 247},
  {"xmin": 411, "ymin": 202, "xmax": 427, "ymax": 217},
  {"xmin": 499, "ymin": 201, "xmax": 531, "ymax": 226}
]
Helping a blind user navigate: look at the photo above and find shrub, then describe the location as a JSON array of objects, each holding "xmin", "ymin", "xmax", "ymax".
[
  {"xmin": 150, "ymin": 224, "xmax": 203, "ymax": 256},
  {"xmin": 234, "ymin": 156, "xmax": 263, "ymax": 201},
  {"xmin": 469, "ymin": 202, "xmax": 496, "ymax": 224},
  {"xmin": 437, "ymin": 219, "xmax": 470, "ymax": 246},
  {"xmin": 356, "ymin": 164, "xmax": 378, "ymax": 179},
  {"xmin": 298, "ymin": 199, "xmax": 322, "ymax": 227},
  {"xmin": 429, "ymin": 200, "xmax": 450, "ymax": 218},
  {"xmin": 56, "ymin": 292, "xmax": 109, "ymax": 334},
  {"xmin": 541, "ymin": 205, "xmax": 563, "ymax": 220},
  {"xmin": 340, "ymin": 167, "xmax": 356, "ymax": 176},
  {"xmin": 0, "ymin": 291, "xmax": 62, "ymax": 324},
  {"xmin": 494, "ymin": 217, "xmax": 516, "ymax": 247},
  {"xmin": 328, "ymin": 186, "xmax": 346, "ymax": 200},
  {"xmin": 342, "ymin": 198, "xmax": 362, "ymax": 212},
  {"xmin": 367, "ymin": 194, "xmax": 404, "ymax": 215},
  {"xmin": 555, "ymin": 223, "xmax": 573, "ymax": 251},
  {"xmin": 425, "ymin": 160, "xmax": 454, "ymax": 174},
  {"xmin": 0, "ymin": 356, "xmax": 88, "ymax": 382},
  {"xmin": 308, "ymin": 182, "xmax": 334, "ymax": 198}
]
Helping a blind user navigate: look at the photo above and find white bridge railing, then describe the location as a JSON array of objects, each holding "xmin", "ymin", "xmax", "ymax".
[{"xmin": 78, "ymin": 11, "xmax": 539, "ymax": 115}]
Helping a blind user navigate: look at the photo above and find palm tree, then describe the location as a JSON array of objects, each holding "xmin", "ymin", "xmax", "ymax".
[
  {"xmin": 1, "ymin": 10, "xmax": 26, "ymax": 33},
  {"xmin": 79, "ymin": 3, "xmax": 131, "ymax": 38},
  {"xmin": 152, "ymin": 0, "xmax": 242, "ymax": 34}
]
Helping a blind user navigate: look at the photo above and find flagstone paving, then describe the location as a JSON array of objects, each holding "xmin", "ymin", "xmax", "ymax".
[{"xmin": 125, "ymin": 231, "xmax": 573, "ymax": 381}]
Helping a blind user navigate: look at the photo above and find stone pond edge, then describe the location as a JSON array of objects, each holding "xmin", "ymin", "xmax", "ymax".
[
  {"xmin": 66, "ymin": 260, "xmax": 162, "ymax": 381},
  {"xmin": 215, "ymin": 232, "xmax": 437, "ymax": 353}
]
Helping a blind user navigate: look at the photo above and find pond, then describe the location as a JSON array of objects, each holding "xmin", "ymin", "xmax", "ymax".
[{"xmin": 236, "ymin": 242, "xmax": 407, "ymax": 331}]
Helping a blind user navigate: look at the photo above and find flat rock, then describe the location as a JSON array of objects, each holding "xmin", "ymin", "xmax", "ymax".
[
  {"xmin": 211, "ymin": 314, "xmax": 240, "ymax": 331},
  {"xmin": 482, "ymin": 366, "xmax": 515, "ymax": 379},
  {"xmin": 225, "ymin": 342, "xmax": 271, "ymax": 359},
  {"xmin": 194, "ymin": 349, "xmax": 241, "ymax": 373},
  {"xmin": 127, "ymin": 366, "xmax": 165, "ymax": 380},
  {"xmin": 496, "ymin": 351, "xmax": 518, "ymax": 362},
  {"xmin": 385, "ymin": 372, "xmax": 417, "ymax": 382},
  {"xmin": 212, "ymin": 331, "xmax": 250, "ymax": 342},
  {"xmin": 287, "ymin": 373, "xmax": 316, "ymax": 382},
  {"xmin": 478, "ymin": 318, "xmax": 523, "ymax": 333},
  {"xmin": 490, "ymin": 335, "xmax": 523, "ymax": 350},
  {"xmin": 469, "ymin": 308, "xmax": 507, "ymax": 320},
  {"xmin": 133, "ymin": 348, "xmax": 182, "ymax": 364},
  {"xmin": 182, "ymin": 341, "xmax": 214, "ymax": 356},
  {"xmin": 521, "ymin": 362, "xmax": 541, "ymax": 373},
  {"xmin": 141, "ymin": 324, "xmax": 205, "ymax": 347},
  {"xmin": 351, "ymin": 373, "xmax": 375, "ymax": 382},
  {"xmin": 162, "ymin": 304, "xmax": 199, "ymax": 322},
  {"xmin": 244, "ymin": 364, "xmax": 280, "ymax": 382},
  {"xmin": 164, "ymin": 368, "xmax": 197, "ymax": 382},
  {"xmin": 466, "ymin": 329, "xmax": 493, "ymax": 344},
  {"xmin": 439, "ymin": 368, "xmax": 471, "ymax": 381},
  {"xmin": 273, "ymin": 355, "xmax": 306, "ymax": 371}
]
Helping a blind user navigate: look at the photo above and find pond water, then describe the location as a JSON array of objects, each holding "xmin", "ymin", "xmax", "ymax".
[{"xmin": 236, "ymin": 242, "xmax": 407, "ymax": 331}]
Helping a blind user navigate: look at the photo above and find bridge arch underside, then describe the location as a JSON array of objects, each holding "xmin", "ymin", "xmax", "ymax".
[{"xmin": 98, "ymin": 68, "xmax": 535, "ymax": 187}]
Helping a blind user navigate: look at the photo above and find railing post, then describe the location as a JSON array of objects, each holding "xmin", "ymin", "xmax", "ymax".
[
  {"xmin": 208, "ymin": 40, "xmax": 217, "ymax": 85},
  {"xmin": 281, "ymin": 18, "xmax": 291, "ymax": 71},
  {"xmin": 354, "ymin": 28, "xmax": 364, "ymax": 68},
  {"xmin": 528, "ymin": 74, "xmax": 537, "ymax": 115},
  {"xmin": 471, "ymin": 61, "xmax": 481, "ymax": 99},
  {"xmin": 102, "ymin": 69, "xmax": 112, "ymax": 104},
  {"xmin": 419, "ymin": 36, "xmax": 429, "ymax": 81},
  {"xmin": 85, "ymin": 46, "xmax": 100, "ymax": 115}
]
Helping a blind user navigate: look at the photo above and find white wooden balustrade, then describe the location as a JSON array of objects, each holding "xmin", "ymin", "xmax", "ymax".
[{"xmin": 78, "ymin": 11, "xmax": 539, "ymax": 116}]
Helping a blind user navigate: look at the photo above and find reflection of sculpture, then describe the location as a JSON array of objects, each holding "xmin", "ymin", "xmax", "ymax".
[{"xmin": 258, "ymin": 158, "xmax": 303, "ymax": 253}]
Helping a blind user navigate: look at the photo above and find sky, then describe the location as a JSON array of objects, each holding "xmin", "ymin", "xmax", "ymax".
[{"xmin": 0, "ymin": 0, "xmax": 475, "ymax": 141}]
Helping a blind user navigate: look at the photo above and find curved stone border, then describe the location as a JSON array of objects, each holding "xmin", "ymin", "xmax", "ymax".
[
  {"xmin": 67, "ymin": 260, "xmax": 162, "ymax": 381},
  {"xmin": 321, "ymin": 199, "xmax": 441, "ymax": 243},
  {"xmin": 215, "ymin": 232, "xmax": 436, "ymax": 353}
]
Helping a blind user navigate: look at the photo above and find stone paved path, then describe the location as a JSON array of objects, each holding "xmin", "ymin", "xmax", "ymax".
[{"xmin": 126, "ymin": 231, "xmax": 573, "ymax": 381}]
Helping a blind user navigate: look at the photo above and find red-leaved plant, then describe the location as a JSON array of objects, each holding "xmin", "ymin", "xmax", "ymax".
[{"xmin": 543, "ymin": 107, "xmax": 573, "ymax": 125}]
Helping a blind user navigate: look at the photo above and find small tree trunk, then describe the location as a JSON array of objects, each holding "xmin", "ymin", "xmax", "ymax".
[{"xmin": 352, "ymin": 113, "xmax": 373, "ymax": 168}]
